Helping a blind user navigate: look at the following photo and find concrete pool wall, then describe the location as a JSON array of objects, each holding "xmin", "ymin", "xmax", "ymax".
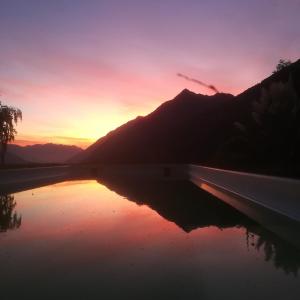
[
  {"xmin": 189, "ymin": 165, "xmax": 300, "ymax": 248},
  {"xmin": 0, "ymin": 165, "xmax": 71, "ymax": 194},
  {"xmin": 0, "ymin": 163, "xmax": 299, "ymax": 248},
  {"xmin": 0, "ymin": 164, "xmax": 188, "ymax": 194}
]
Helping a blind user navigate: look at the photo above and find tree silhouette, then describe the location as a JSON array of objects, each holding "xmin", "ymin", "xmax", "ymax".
[
  {"xmin": 0, "ymin": 194, "xmax": 22, "ymax": 232},
  {"xmin": 250, "ymin": 76, "xmax": 300, "ymax": 169},
  {"xmin": 0, "ymin": 101, "xmax": 22, "ymax": 165},
  {"xmin": 218, "ymin": 76, "xmax": 300, "ymax": 175},
  {"xmin": 273, "ymin": 59, "xmax": 292, "ymax": 73}
]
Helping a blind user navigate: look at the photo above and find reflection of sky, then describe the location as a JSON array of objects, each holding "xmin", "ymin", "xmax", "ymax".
[
  {"xmin": 0, "ymin": 0, "xmax": 299, "ymax": 147},
  {"xmin": 1, "ymin": 180, "xmax": 300, "ymax": 299}
]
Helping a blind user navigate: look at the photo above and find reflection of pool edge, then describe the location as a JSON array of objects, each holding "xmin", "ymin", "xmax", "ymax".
[{"xmin": 191, "ymin": 177, "xmax": 300, "ymax": 250}]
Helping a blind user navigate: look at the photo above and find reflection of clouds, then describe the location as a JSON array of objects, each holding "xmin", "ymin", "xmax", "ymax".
[{"xmin": 0, "ymin": 194, "xmax": 22, "ymax": 232}]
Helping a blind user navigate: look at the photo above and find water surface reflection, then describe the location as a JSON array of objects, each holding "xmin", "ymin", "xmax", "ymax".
[
  {"xmin": 0, "ymin": 178, "xmax": 299, "ymax": 299},
  {"xmin": 98, "ymin": 175, "xmax": 300, "ymax": 277}
]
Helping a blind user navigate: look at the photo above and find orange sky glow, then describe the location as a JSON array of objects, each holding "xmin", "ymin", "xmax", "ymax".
[{"xmin": 1, "ymin": 1, "xmax": 299, "ymax": 149}]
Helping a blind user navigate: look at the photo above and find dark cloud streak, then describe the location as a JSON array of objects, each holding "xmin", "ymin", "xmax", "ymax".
[{"xmin": 177, "ymin": 73, "xmax": 219, "ymax": 93}]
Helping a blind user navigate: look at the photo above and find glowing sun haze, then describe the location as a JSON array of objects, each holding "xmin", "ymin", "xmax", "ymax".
[{"xmin": 0, "ymin": 0, "xmax": 299, "ymax": 148}]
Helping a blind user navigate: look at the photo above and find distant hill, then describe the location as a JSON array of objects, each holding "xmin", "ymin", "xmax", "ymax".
[
  {"xmin": 8, "ymin": 143, "xmax": 83, "ymax": 164},
  {"xmin": 4, "ymin": 152, "xmax": 28, "ymax": 165},
  {"xmin": 73, "ymin": 59, "xmax": 300, "ymax": 176}
]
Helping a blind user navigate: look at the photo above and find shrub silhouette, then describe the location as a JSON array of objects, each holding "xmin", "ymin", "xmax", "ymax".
[
  {"xmin": 0, "ymin": 101, "xmax": 22, "ymax": 165},
  {"xmin": 273, "ymin": 59, "xmax": 292, "ymax": 73}
]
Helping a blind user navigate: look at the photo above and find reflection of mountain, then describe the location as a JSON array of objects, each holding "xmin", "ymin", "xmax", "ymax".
[
  {"xmin": 0, "ymin": 194, "xmax": 22, "ymax": 232},
  {"xmin": 98, "ymin": 174, "xmax": 300, "ymax": 276},
  {"xmin": 98, "ymin": 175, "xmax": 252, "ymax": 232}
]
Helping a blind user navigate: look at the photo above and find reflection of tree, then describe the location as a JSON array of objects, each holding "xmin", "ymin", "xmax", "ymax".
[
  {"xmin": 0, "ymin": 194, "xmax": 22, "ymax": 232},
  {"xmin": 247, "ymin": 226, "xmax": 300, "ymax": 277}
]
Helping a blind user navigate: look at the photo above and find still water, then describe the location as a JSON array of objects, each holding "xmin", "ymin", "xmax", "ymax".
[{"xmin": 0, "ymin": 177, "xmax": 300, "ymax": 300}]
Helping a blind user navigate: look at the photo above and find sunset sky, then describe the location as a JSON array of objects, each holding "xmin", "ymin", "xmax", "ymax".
[{"xmin": 1, "ymin": 0, "xmax": 299, "ymax": 149}]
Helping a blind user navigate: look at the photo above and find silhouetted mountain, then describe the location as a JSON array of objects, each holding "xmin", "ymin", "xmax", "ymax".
[
  {"xmin": 74, "ymin": 59, "xmax": 300, "ymax": 176},
  {"xmin": 72, "ymin": 90, "xmax": 235, "ymax": 164},
  {"xmin": 8, "ymin": 143, "xmax": 83, "ymax": 164}
]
